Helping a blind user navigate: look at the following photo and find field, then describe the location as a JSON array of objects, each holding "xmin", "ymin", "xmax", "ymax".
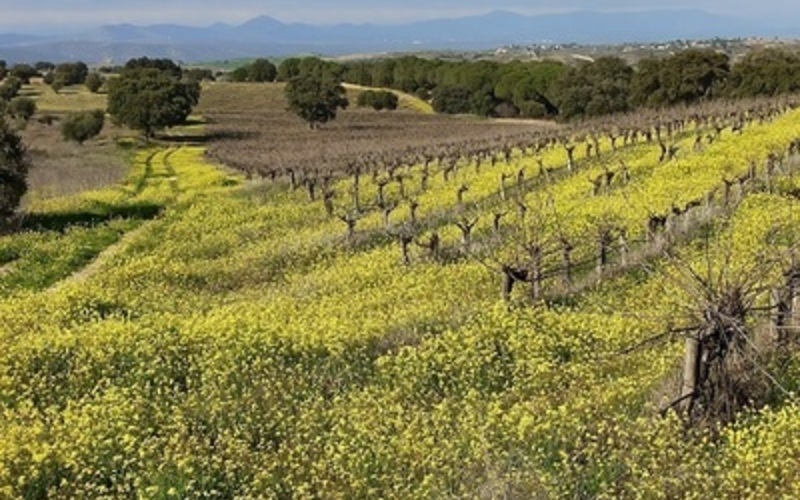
[
  {"xmin": 198, "ymin": 82, "xmax": 556, "ymax": 179},
  {"xmin": 17, "ymin": 82, "xmax": 131, "ymax": 202},
  {"xmin": 3, "ymin": 81, "xmax": 800, "ymax": 498}
]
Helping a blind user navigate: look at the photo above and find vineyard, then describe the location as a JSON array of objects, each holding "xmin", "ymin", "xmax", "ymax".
[{"xmin": 4, "ymin": 82, "xmax": 800, "ymax": 498}]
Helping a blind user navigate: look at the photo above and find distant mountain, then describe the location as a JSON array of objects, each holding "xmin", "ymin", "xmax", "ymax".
[
  {"xmin": 0, "ymin": 33, "xmax": 46, "ymax": 47},
  {"xmin": 0, "ymin": 9, "xmax": 795, "ymax": 64}
]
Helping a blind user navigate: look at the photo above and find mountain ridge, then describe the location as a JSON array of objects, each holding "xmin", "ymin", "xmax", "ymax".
[{"xmin": 0, "ymin": 9, "xmax": 795, "ymax": 64}]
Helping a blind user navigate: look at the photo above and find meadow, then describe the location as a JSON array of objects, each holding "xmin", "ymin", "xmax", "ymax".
[
  {"xmin": 18, "ymin": 81, "xmax": 131, "ymax": 202},
  {"xmin": 2, "ymin": 82, "xmax": 800, "ymax": 498}
]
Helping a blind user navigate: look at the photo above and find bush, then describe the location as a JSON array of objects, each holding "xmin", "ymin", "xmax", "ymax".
[
  {"xmin": 0, "ymin": 77, "xmax": 22, "ymax": 102},
  {"xmin": 0, "ymin": 116, "xmax": 30, "ymax": 218},
  {"xmin": 185, "ymin": 69, "xmax": 215, "ymax": 83},
  {"xmin": 85, "ymin": 72, "xmax": 104, "ymax": 93},
  {"xmin": 356, "ymin": 90, "xmax": 399, "ymax": 111},
  {"xmin": 8, "ymin": 97, "xmax": 36, "ymax": 121},
  {"xmin": 248, "ymin": 59, "xmax": 277, "ymax": 82},
  {"xmin": 9, "ymin": 64, "xmax": 38, "ymax": 84},
  {"xmin": 50, "ymin": 62, "xmax": 89, "ymax": 89},
  {"xmin": 229, "ymin": 67, "xmax": 249, "ymax": 82},
  {"xmin": 61, "ymin": 110, "xmax": 105, "ymax": 144}
]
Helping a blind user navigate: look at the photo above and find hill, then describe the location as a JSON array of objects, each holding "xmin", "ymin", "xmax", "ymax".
[{"xmin": 0, "ymin": 9, "xmax": 795, "ymax": 63}]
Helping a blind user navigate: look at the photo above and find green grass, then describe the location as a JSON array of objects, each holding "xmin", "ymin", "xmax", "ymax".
[{"xmin": 23, "ymin": 82, "xmax": 107, "ymax": 114}]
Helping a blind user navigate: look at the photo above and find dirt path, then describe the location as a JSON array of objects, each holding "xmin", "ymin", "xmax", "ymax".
[
  {"xmin": 47, "ymin": 148, "xmax": 178, "ymax": 291},
  {"xmin": 49, "ymin": 221, "xmax": 153, "ymax": 290}
]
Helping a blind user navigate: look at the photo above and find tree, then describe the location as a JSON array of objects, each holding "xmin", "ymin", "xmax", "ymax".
[
  {"xmin": 356, "ymin": 90, "xmax": 398, "ymax": 111},
  {"xmin": 432, "ymin": 86, "xmax": 473, "ymax": 114},
  {"xmin": 277, "ymin": 58, "xmax": 303, "ymax": 82},
  {"xmin": 248, "ymin": 58, "xmax": 277, "ymax": 82},
  {"xmin": 285, "ymin": 68, "xmax": 348, "ymax": 128},
  {"xmin": 727, "ymin": 48, "xmax": 800, "ymax": 98},
  {"xmin": 663, "ymin": 49, "xmax": 729, "ymax": 104},
  {"xmin": 61, "ymin": 110, "xmax": 105, "ymax": 144},
  {"xmin": 552, "ymin": 57, "xmax": 633, "ymax": 119},
  {"xmin": 34, "ymin": 61, "xmax": 55, "ymax": 73},
  {"xmin": 124, "ymin": 57, "xmax": 183, "ymax": 79},
  {"xmin": 184, "ymin": 68, "xmax": 215, "ymax": 83},
  {"xmin": 630, "ymin": 58, "xmax": 666, "ymax": 108},
  {"xmin": 9, "ymin": 64, "xmax": 38, "ymax": 83},
  {"xmin": 107, "ymin": 64, "xmax": 200, "ymax": 139},
  {"xmin": 8, "ymin": 97, "xmax": 36, "ymax": 121},
  {"xmin": 632, "ymin": 49, "xmax": 730, "ymax": 108},
  {"xmin": 85, "ymin": 72, "xmax": 104, "ymax": 93},
  {"xmin": 49, "ymin": 62, "xmax": 89, "ymax": 90},
  {"xmin": 0, "ymin": 77, "xmax": 22, "ymax": 102},
  {"xmin": 0, "ymin": 116, "xmax": 30, "ymax": 219},
  {"xmin": 229, "ymin": 67, "xmax": 249, "ymax": 82}
]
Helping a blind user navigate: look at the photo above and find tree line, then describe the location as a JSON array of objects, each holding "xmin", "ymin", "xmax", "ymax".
[
  {"xmin": 229, "ymin": 48, "xmax": 800, "ymax": 120},
  {"xmin": 333, "ymin": 48, "xmax": 800, "ymax": 120}
]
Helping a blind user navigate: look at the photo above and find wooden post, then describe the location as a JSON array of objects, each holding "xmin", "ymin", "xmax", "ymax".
[{"xmin": 679, "ymin": 330, "xmax": 702, "ymax": 414}]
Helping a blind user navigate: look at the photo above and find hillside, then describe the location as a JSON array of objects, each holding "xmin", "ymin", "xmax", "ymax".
[{"xmin": 3, "ymin": 83, "xmax": 800, "ymax": 496}]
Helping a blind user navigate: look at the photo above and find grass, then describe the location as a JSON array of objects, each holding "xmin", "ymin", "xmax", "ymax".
[
  {"xmin": 344, "ymin": 83, "xmax": 435, "ymax": 114},
  {"xmin": 21, "ymin": 117, "xmax": 132, "ymax": 204},
  {"xmin": 22, "ymin": 81, "xmax": 107, "ymax": 114},
  {"xmin": 13, "ymin": 80, "xmax": 142, "ymax": 202}
]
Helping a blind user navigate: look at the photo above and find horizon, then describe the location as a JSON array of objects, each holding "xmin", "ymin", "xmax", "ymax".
[{"xmin": 1, "ymin": 1, "xmax": 799, "ymax": 35}]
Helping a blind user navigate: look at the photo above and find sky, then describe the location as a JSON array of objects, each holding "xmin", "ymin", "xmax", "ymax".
[{"xmin": 0, "ymin": 0, "xmax": 798, "ymax": 33}]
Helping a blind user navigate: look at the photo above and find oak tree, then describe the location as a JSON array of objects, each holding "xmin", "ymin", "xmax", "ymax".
[{"xmin": 107, "ymin": 64, "xmax": 200, "ymax": 139}]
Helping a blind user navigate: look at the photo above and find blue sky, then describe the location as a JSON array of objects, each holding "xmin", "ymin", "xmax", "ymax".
[{"xmin": 1, "ymin": 0, "xmax": 798, "ymax": 33}]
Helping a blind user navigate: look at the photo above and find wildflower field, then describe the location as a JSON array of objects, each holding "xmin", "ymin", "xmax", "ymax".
[{"xmin": 3, "ymin": 85, "xmax": 800, "ymax": 498}]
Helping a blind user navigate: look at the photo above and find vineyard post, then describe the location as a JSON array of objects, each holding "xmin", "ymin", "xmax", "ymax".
[
  {"xmin": 618, "ymin": 231, "xmax": 629, "ymax": 267},
  {"xmin": 351, "ymin": 167, "xmax": 361, "ymax": 212},
  {"xmin": 679, "ymin": 329, "xmax": 702, "ymax": 415},
  {"xmin": 565, "ymin": 144, "xmax": 576, "ymax": 171},
  {"xmin": 500, "ymin": 173, "xmax": 510, "ymax": 201}
]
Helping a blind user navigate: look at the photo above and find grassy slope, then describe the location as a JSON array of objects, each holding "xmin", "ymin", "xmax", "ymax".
[{"xmin": 343, "ymin": 82, "xmax": 436, "ymax": 114}]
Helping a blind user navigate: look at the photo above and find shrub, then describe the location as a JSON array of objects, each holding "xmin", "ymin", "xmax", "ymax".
[
  {"xmin": 356, "ymin": 90, "xmax": 399, "ymax": 111},
  {"xmin": 85, "ymin": 72, "xmax": 104, "ymax": 93},
  {"xmin": 61, "ymin": 110, "xmax": 105, "ymax": 144},
  {"xmin": 8, "ymin": 97, "xmax": 36, "ymax": 121},
  {"xmin": 0, "ymin": 77, "xmax": 22, "ymax": 102}
]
